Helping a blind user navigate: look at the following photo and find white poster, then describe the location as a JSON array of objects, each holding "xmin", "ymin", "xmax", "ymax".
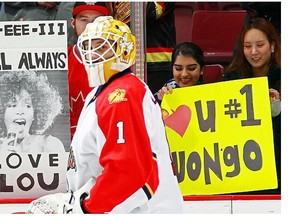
[{"xmin": 0, "ymin": 21, "xmax": 70, "ymax": 198}]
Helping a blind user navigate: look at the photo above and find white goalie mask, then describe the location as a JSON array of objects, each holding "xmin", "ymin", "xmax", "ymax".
[{"xmin": 77, "ymin": 16, "xmax": 136, "ymax": 87}]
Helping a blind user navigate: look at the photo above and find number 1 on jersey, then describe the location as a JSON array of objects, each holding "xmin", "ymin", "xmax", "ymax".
[{"xmin": 117, "ymin": 121, "xmax": 125, "ymax": 144}]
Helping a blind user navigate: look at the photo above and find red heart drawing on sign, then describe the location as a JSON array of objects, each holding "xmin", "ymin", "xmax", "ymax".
[{"xmin": 163, "ymin": 105, "xmax": 191, "ymax": 137}]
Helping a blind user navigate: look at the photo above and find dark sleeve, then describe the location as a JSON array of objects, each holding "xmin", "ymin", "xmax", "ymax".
[
  {"xmin": 221, "ymin": 71, "xmax": 240, "ymax": 81},
  {"xmin": 146, "ymin": 2, "xmax": 175, "ymax": 21},
  {"xmin": 4, "ymin": 2, "xmax": 37, "ymax": 8},
  {"xmin": 240, "ymin": 2, "xmax": 280, "ymax": 17},
  {"xmin": 153, "ymin": 92, "xmax": 162, "ymax": 105},
  {"xmin": 268, "ymin": 67, "xmax": 281, "ymax": 93}
]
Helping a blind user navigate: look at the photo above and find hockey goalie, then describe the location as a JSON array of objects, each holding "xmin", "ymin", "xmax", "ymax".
[{"xmin": 26, "ymin": 16, "xmax": 183, "ymax": 214}]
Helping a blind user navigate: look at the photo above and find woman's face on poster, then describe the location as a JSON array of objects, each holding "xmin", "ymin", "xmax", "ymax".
[{"xmin": 4, "ymin": 88, "xmax": 34, "ymax": 139}]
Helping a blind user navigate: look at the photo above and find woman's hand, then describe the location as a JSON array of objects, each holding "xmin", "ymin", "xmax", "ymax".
[
  {"xmin": 269, "ymin": 88, "xmax": 280, "ymax": 101},
  {"xmin": 269, "ymin": 88, "xmax": 281, "ymax": 117},
  {"xmin": 157, "ymin": 86, "xmax": 173, "ymax": 100},
  {"xmin": 0, "ymin": 139, "xmax": 21, "ymax": 152},
  {"xmin": 0, "ymin": 132, "xmax": 20, "ymax": 152}
]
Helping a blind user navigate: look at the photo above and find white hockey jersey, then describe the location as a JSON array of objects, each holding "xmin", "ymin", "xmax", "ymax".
[{"xmin": 66, "ymin": 70, "xmax": 183, "ymax": 213}]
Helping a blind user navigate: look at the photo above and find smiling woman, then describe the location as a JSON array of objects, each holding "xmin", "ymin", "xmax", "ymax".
[
  {"xmin": 0, "ymin": 70, "xmax": 65, "ymax": 152},
  {"xmin": 154, "ymin": 41, "xmax": 205, "ymax": 104},
  {"xmin": 222, "ymin": 17, "xmax": 281, "ymax": 194}
]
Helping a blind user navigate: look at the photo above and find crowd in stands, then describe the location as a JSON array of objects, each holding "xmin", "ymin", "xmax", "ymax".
[{"xmin": 0, "ymin": 1, "xmax": 281, "ymax": 196}]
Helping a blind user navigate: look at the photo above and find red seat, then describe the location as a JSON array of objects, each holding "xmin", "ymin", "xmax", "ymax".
[
  {"xmin": 174, "ymin": 2, "xmax": 195, "ymax": 44},
  {"xmin": 174, "ymin": 2, "xmax": 219, "ymax": 44},
  {"xmin": 190, "ymin": 10, "xmax": 246, "ymax": 64},
  {"xmin": 217, "ymin": 2, "xmax": 242, "ymax": 11},
  {"xmin": 202, "ymin": 64, "xmax": 224, "ymax": 84}
]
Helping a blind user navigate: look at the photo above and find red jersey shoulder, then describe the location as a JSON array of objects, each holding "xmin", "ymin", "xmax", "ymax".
[{"xmin": 101, "ymin": 73, "xmax": 147, "ymax": 106}]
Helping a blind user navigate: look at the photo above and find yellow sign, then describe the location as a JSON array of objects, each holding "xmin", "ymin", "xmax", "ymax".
[{"xmin": 161, "ymin": 77, "xmax": 277, "ymax": 195}]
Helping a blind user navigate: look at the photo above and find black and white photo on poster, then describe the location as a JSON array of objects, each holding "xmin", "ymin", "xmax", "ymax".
[{"xmin": 0, "ymin": 70, "xmax": 70, "ymax": 152}]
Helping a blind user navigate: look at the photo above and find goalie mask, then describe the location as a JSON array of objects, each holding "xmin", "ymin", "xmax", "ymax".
[{"xmin": 77, "ymin": 16, "xmax": 136, "ymax": 87}]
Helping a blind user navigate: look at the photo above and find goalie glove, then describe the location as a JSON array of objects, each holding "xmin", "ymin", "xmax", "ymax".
[
  {"xmin": 26, "ymin": 178, "xmax": 95, "ymax": 214},
  {"xmin": 26, "ymin": 192, "xmax": 74, "ymax": 214}
]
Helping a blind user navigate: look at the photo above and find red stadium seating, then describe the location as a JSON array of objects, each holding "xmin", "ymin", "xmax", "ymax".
[
  {"xmin": 202, "ymin": 64, "xmax": 224, "ymax": 84},
  {"xmin": 190, "ymin": 10, "xmax": 246, "ymax": 64},
  {"xmin": 217, "ymin": 2, "xmax": 242, "ymax": 11},
  {"xmin": 174, "ymin": 2, "xmax": 195, "ymax": 44},
  {"xmin": 174, "ymin": 2, "xmax": 218, "ymax": 44}
]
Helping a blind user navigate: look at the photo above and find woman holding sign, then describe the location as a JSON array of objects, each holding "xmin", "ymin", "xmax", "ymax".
[
  {"xmin": 223, "ymin": 17, "xmax": 281, "ymax": 117},
  {"xmin": 223, "ymin": 17, "xmax": 281, "ymax": 194},
  {"xmin": 0, "ymin": 70, "xmax": 65, "ymax": 152},
  {"xmin": 154, "ymin": 41, "xmax": 205, "ymax": 104}
]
